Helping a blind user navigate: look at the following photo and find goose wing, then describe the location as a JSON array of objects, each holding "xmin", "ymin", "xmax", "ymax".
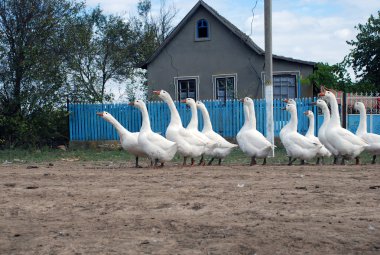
[
  {"xmin": 147, "ymin": 132, "xmax": 176, "ymax": 150},
  {"xmin": 336, "ymin": 128, "xmax": 368, "ymax": 146}
]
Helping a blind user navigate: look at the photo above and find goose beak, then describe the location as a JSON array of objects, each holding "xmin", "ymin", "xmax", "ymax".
[
  {"xmin": 239, "ymin": 98, "xmax": 244, "ymax": 102},
  {"xmin": 128, "ymin": 102, "xmax": 134, "ymax": 106},
  {"xmin": 318, "ymin": 92, "xmax": 325, "ymax": 97},
  {"xmin": 303, "ymin": 111, "xmax": 308, "ymax": 115},
  {"xmin": 96, "ymin": 112, "xmax": 103, "ymax": 116},
  {"xmin": 283, "ymin": 99, "xmax": 289, "ymax": 103},
  {"xmin": 310, "ymin": 102, "xmax": 317, "ymax": 105},
  {"xmin": 281, "ymin": 107, "xmax": 286, "ymax": 111},
  {"xmin": 180, "ymin": 99, "xmax": 186, "ymax": 103},
  {"xmin": 153, "ymin": 90, "xmax": 160, "ymax": 95}
]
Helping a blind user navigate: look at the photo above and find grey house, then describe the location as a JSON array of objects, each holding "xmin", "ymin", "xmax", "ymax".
[{"xmin": 142, "ymin": 0, "xmax": 315, "ymax": 101}]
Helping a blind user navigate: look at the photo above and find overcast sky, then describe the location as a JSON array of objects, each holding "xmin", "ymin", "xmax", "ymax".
[{"xmin": 86, "ymin": 0, "xmax": 380, "ymax": 65}]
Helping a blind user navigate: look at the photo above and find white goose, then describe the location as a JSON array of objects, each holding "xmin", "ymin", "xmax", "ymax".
[
  {"xmin": 96, "ymin": 111, "xmax": 146, "ymax": 167},
  {"xmin": 319, "ymin": 88, "xmax": 367, "ymax": 164},
  {"xmin": 354, "ymin": 102, "xmax": 380, "ymax": 164},
  {"xmin": 304, "ymin": 110, "xmax": 331, "ymax": 164},
  {"xmin": 312, "ymin": 99, "xmax": 340, "ymax": 164},
  {"xmin": 280, "ymin": 103, "xmax": 321, "ymax": 165},
  {"xmin": 196, "ymin": 101, "xmax": 238, "ymax": 165},
  {"xmin": 181, "ymin": 98, "xmax": 216, "ymax": 165},
  {"xmin": 129, "ymin": 100, "xmax": 177, "ymax": 166},
  {"xmin": 236, "ymin": 97, "xmax": 273, "ymax": 165},
  {"xmin": 153, "ymin": 90, "xmax": 207, "ymax": 165}
]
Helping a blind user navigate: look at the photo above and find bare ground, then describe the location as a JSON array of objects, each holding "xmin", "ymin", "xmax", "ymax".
[{"xmin": 1, "ymin": 161, "xmax": 380, "ymax": 255}]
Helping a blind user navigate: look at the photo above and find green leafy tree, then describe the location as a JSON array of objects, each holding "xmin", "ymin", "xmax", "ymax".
[
  {"xmin": 65, "ymin": 7, "xmax": 140, "ymax": 103},
  {"xmin": 346, "ymin": 11, "xmax": 380, "ymax": 90},
  {"xmin": 0, "ymin": 0, "xmax": 83, "ymax": 147}
]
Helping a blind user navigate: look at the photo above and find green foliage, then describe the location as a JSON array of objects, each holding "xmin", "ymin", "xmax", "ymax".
[{"xmin": 346, "ymin": 11, "xmax": 380, "ymax": 90}]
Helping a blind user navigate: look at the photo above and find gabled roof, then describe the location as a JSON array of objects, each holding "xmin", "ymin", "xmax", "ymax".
[{"xmin": 141, "ymin": 0, "xmax": 316, "ymax": 69}]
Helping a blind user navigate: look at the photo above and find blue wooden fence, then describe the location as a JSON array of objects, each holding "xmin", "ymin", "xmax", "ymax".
[{"xmin": 69, "ymin": 98, "xmax": 380, "ymax": 141}]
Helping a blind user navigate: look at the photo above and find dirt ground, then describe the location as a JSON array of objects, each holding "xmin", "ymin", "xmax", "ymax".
[{"xmin": 1, "ymin": 161, "xmax": 380, "ymax": 255}]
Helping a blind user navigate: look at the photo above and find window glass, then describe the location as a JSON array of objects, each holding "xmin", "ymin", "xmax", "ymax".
[
  {"xmin": 273, "ymin": 74, "xmax": 296, "ymax": 99},
  {"xmin": 197, "ymin": 19, "xmax": 209, "ymax": 39},
  {"xmin": 216, "ymin": 76, "xmax": 235, "ymax": 101},
  {"xmin": 177, "ymin": 79, "xmax": 197, "ymax": 101}
]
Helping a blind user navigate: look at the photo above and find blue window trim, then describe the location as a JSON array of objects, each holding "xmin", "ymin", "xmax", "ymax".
[{"xmin": 195, "ymin": 19, "xmax": 210, "ymax": 41}]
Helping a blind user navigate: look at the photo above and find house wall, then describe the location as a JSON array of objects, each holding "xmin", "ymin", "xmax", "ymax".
[{"xmin": 146, "ymin": 6, "xmax": 314, "ymax": 101}]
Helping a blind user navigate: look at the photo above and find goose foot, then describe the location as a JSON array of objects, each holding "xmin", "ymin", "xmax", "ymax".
[
  {"xmin": 218, "ymin": 159, "xmax": 222, "ymax": 166},
  {"xmin": 160, "ymin": 162, "xmax": 164, "ymax": 168},
  {"xmin": 183, "ymin": 157, "xmax": 187, "ymax": 166},
  {"xmin": 262, "ymin": 158, "xmax": 267, "ymax": 165},
  {"xmin": 372, "ymin": 155, "xmax": 376, "ymax": 164},
  {"xmin": 288, "ymin": 157, "xmax": 297, "ymax": 166},
  {"xmin": 207, "ymin": 158, "xmax": 214, "ymax": 166},
  {"xmin": 333, "ymin": 156, "xmax": 338, "ymax": 165},
  {"xmin": 315, "ymin": 157, "xmax": 320, "ymax": 165},
  {"xmin": 154, "ymin": 158, "xmax": 159, "ymax": 167},
  {"xmin": 355, "ymin": 157, "xmax": 360, "ymax": 165},
  {"xmin": 300, "ymin": 160, "xmax": 305, "ymax": 165},
  {"xmin": 191, "ymin": 158, "xmax": 195, "ymax": 166},
  {"xmin": 250, "ymin": 157, "xmax": 257, "ymax": 166}
]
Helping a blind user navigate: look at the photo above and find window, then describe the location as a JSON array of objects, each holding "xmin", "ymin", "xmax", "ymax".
[
  {"xmin": 177, "ymin": 79, "xmax": 197, "ymax": 101},
  {"xmin": 196, "ymin": 19, "xmax": 209, "ymax": 40},
  {"xmin": 273, "ymin": 74, "xmax": 296, "ymax": 99},
  {"xmin": 214, "ymin": 75, "xmax": 236, "ymax": 101}
]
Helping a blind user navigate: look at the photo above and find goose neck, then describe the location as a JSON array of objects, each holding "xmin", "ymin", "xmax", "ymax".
[
  {"xmin": 139, "ymin": 106, "xmax": 152, "ymax": 132},
  {"xmin": 242, "ymin": 104, "xmax": 250, "ymax": 129},
  {"xmin": 288, "ymin": 109, "xmax": 298, "ymax": 131},
  {"xmin": 107, "ymin": 115, "xmax": 130, "ymax": 137},
  {"xmin": 200, "ymin": 107, "xmax": 213, "ymax": 131},
  {"xmin": 357, "ymin": 107, "xmax": 367, "ymax": 135},
  {"xmin": 328, "ymin": 97, "xmax": 341, "ymax": 126},
  {"xmin": 306, "ymin": 115, "xmax": 314, "ymax": 136},
  {"xmin": 166, "ymin": 99, "xmax": 182, "ymax": 126},
  {"xmin": 187, "ymin": 103, "xmax": 198, "ymax": 129},
  {"xmin": 247, "ymin": 103, "xmax": 257, "ymax": 129}
]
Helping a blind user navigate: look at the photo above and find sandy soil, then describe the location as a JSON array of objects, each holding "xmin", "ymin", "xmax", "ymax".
[{"xmin": 1, "ymin": 161, "xmax": 380, "ymax": 255}]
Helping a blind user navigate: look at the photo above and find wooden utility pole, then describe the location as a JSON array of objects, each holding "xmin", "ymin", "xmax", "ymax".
[{"xmin": 264, "ymin": 0, "xmax": 274, "ymax": 156}]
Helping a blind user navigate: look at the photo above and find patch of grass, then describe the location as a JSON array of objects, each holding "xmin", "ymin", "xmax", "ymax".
[{"xmin": 0, "ymin": 146, "xmax": 375, "ymax": 165}]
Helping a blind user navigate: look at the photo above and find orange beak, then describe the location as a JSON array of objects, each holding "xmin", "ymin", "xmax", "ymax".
[
  {"xmin": 318, "ymin": 92, "xmax": 325, "ymax": 97},
  {"xmin": 283, "ymin": 99, "xmax": 289, "ymax": 103},
  {"xmin": 96, "ymin": 112, "xmax": 103, "ymax": 116},
  {"xmin": 153, "ymin": 90, "xmax": 160, "ymax": 95},
  {"xmin": 128, "ymin": 102, "xmax": 134, "ymax": 106},
  {"xmin": 180, "ymin": 99, "xmax": 186, "ymax": 103}
]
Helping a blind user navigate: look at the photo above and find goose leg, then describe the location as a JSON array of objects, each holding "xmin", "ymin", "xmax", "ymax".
[
  {"xmin": 183, "ymin": 157, "xmax": 187, "ymax": 166},
  {"xmin": 372, "ymin": 155, "xmax": 376, "ymax": 164},
  {"xmin": 262, "ymin": 158, "xmax": 267, "ymax": 165},
  {"xmin": 135, "ymin": 157, "xmax": 142, "ymax": 168},
  {"xmin": 218, "ymin": 159, "xmax": 222, "ymax": 165},
  {"xmin": 355, "ymin": 156, "xmax": 360, "ymax": 165},
  {"xmin": 160, "ymin": 162, "xmax": 164, "ymax": 167},
  {"xmin": 191, "ymin": 158, "xmax": 195, "ymax": 166},
  {"xmin": 198, "ymin": 155, "xmax": 204, "ymax": 165},
  {"xmin": 341, "ymin": 158, "xmax": 345, "ymax": 165},
  {"xmin": 207, "ymin": 158, "xmax": 215, "ymax": 166},
  {"xmin": 288, "ymin": 157, "xmax": 292, "ymax": 166},
  {"xmin": 333, "ymin": 156, "xmax": 338, "ymax": 164},
  {"xmin": 300, "ymin": 159, "xmax": 305, "ymax": 165},
  {"xmin": 154, "ymin": 158, "xmax": 159, "ymax": 167},
  {"xmin": 315, "ymin": 157, "xmax": 320, "ymax": 165},
  {"xmin": 321, "ymin": 157, "xmax": 325, "ymax": 165},
  {"xmin": 250, "ymin": 157, "xmax": 257, "ymax": 166}
]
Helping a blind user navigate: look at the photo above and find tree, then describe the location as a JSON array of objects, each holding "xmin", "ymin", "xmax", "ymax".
[
  {"xmin": 0, "ymin": 0, "xmax": 83, "ymax": 147},
  {"xmin": 65, "ymin": 7, "xmax": 140, "ymax": 103},
  {"xmin": 345, "ymin": 11, "xmax": 380, "ymax": 90}
]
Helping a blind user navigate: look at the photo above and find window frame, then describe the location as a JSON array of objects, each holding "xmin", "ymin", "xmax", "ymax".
[
  {"xmin": 212, "ymin": 74, "xmax": 238, "ymax": 101},
  {"xmin": 195, "ymin": 18, "xmax": 210, "ymax": 41},
  {"xmin": 174, "ymin": 76, "xmax": 199, "ymax": 101},
  {"xmin": 261, "ymin": 71, "xmax": 300, "ymax": 99}
]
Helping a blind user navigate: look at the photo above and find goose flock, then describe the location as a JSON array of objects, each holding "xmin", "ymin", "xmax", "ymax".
[{"xmin": 96, "ymin": 87, "xmax": 380, "ymax": 167}]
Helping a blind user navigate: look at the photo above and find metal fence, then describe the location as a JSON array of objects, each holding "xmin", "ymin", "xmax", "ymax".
[{"xmin": 69, "ymin": 96, "xmax": 380, "ymax": 141}]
